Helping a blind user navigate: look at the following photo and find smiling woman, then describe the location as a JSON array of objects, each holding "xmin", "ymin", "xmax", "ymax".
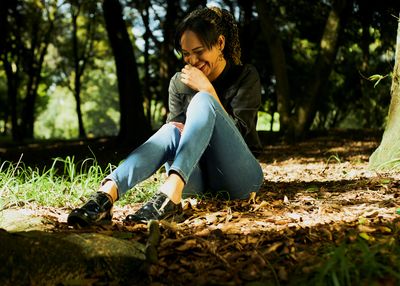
[
  {"xmin": 67, "ymin": 6, "xmax": 264, "ymax": 227},
  {"xmin": 174, "ymin": 6, "xmax": 242, "ymax": 66},
  {"xmin": 179, "ymin": 30, "xmax": 225, "ymax": 82}
]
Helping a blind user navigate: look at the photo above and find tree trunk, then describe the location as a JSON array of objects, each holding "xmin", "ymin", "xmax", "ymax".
[
  {"xmin": 102, "ymin": 0, "xmax": 151, "ymax": 145},
  {"xmin": 3, "ymin": 59, "xmax": 21, "ymax": 141},
  {"xmin": 71, "ymin": 2, "xmax": 87, "ymax": 139},
  {"xmin": 255, "ymin": 0, "xmax": 291, "ymax": 132},
  {"xmin": 160, "ymin": 0, "xmax": 180, "ymax": 118},
  {"xmin": 74, "ymin": 75, "xmax": 86, "ymax": 139},
  {"xmin": 256, "ymin": 0, "xmax": 349, "ymax": 141},
  {"xmin": 187, "ymin": 0, "xmax": 207, "ymax": 11},
  {"xmin": 20, "ymin": 6, "xmax": 55, "ymax": 140},
  {"xmin": 69, "ymin": 0, "xmax": 99, "ymax": 139},
  {"xmin": 140, "ymin": 0, "xmax": 152, "ymax": 126},
  {"xmin": 0, "ymin": 0, "xmax": 22, "ymax": 141},
  {"xmin": 369, "ymin": 16, "xmax": 400, "ymax": 170},
  {"xmin": 290, "ymin": 0, "xmax": 348, "ymax": 140},
  {"xmin": 22, "ymin": 40, "xmax": 50, "ymax": 139},
  {"xmin": 238, "ymin": 0, "xmax": 254, "ymax": 64}
]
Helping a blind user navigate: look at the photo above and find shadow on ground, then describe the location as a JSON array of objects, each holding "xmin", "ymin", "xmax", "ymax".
[{"xmin": 2, "ymin": 129, "xmax": 400, "ymax": 285}]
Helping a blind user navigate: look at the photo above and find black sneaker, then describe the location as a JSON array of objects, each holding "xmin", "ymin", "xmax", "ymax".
[
  {"xmin": 124, "ymin": 192, "xmax": 182, "ymax": 223},
  {"xmin": 67, "ymin": 192, "xmax": 113, "ymax": 227}
]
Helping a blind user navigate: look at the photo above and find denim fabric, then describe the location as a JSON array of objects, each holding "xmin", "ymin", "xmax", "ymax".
[{"xmin": 108, "ymin": 92, "xmax": 264, "ymax": 200}]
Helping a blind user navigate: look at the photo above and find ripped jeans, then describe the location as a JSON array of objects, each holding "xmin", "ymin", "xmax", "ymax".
[{"xmin": 107, "ymin": 92, "xmax": 264, "ymax": 200}]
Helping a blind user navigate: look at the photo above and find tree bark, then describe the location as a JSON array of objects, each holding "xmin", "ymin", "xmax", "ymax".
[
  {"xmin": 369, "ymin": 16, "xmax": 400, "ymax": 170},
  {"xmin": 102, "ymin": 0, "xmax": 151, "ymax": 145}
]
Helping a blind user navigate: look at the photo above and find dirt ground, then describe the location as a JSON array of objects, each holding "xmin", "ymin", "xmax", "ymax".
[{"xmin": 2, "ymin": 130, "xmax": 400, "ymax": 285}]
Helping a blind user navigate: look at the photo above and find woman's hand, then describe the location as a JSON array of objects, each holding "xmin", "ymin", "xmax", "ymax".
[
  {"xmin": 169, "ymin": 122, "xmax": 185, "ymax": 134},
  {"xmin": 180, "ymin": 64, "xmax": 226, "ymax": 112},
  {"xmin": 180, "ymin": 64, "xmax": 214, "ymax": 94}
]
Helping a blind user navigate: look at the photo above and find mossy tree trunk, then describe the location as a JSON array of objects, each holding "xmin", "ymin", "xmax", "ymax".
[{"xmin": 369, "ymin": 16, "xmax": 400, "ymax": 170}]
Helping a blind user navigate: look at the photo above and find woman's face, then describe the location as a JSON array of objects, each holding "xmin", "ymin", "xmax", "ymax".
[{"xmin": 180, "ymin": 30, "xmax": 225, "ymax": 81}]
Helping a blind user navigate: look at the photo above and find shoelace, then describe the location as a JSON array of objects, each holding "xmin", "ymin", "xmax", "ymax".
[{"xmin": 142, "ymin": 193, "xmax": 171, "ymax": 216}]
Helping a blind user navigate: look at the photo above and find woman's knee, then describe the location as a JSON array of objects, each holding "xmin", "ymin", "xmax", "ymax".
[
  {"xmin": 149, "ymin": 123, "xmax": 181, "ymax": 150},
  {"xmin": 188, "ymin": 92, "xmax": 216, "ymax": 112},
  {"xmin": 157, "ymin": 123, "xmax": 180, "ymax": 138}
]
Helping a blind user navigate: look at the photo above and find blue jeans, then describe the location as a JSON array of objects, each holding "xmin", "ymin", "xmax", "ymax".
[{"xmin": 107, "ymin": 92, "xmax": 264, "ymax": 200}]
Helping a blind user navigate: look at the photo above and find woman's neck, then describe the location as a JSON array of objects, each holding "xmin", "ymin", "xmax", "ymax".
[{"xmin": 209, "ymin": 59, "xmax": 227, "ymax": 82}]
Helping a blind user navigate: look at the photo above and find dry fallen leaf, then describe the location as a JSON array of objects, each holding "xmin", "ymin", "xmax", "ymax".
[
  {"xmin": 175, "ymin": 239, "xmax": 198, "ymax": 251},
  {"xmin": 248, "ymin": 192, "xmax": 257, "ymax": 204},
  {"xmin": 284, "ymin": 195, "xmax": 290, "ymax": 204},
  {"xmin": 252, "ymin": 200, "xmax": 269, "ymax": 212},
  {"xmin": 278, "ymin": 266, "xmax": 288, "ymax": 281},
  {"xmin": 358, "ymin": 224, "xmax": 377, "ymax": 233},
  {"xmin": 265, "ymin": 241, "xmax": 283, "ymax": 254}
]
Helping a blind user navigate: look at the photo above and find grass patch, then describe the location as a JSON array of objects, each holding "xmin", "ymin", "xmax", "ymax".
[
  {"xmin": 0, "ymin": 156, "xmax": 163, "ymax": 209},
  {"xmin": 296, "ymin": 226, "xmax": 400, "ymax": 286},
  {"xmin": 117, "ymin": 171, "xmax": 165, "ymax": 206}
]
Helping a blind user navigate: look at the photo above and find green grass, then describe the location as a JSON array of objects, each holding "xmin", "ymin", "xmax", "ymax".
[
  {"xmin": 296, "ymin": 229, "xmax": 400, "ymax": 286},
  {"xmin": 0, "ymin": 156, "xmax": 163, "ymax": 210},
  {"xmin": 326, "ymin": 153, "xmax": 342, "ymax": 164},
  {"xmin": 117, "ymin": 173, "xmax": 163, "ymax": 206}
]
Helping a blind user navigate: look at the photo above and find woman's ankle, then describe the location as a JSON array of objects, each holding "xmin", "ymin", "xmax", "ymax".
[
  {"xmin": 99, "ymin": 180, "xmax": 118, "ymax": 203},
  {"xmin": 160, "ymin": 173, "xmax": 184, "ymax": 204}
]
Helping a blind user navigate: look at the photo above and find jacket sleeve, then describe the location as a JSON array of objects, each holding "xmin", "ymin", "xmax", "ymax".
[
  {"xmin": 166, "ymin": 73, "xmax": 186, "ymax": 124},
  {"xmin": 230, "ymin": 65, "xmax": 262, "ymax": 149}
]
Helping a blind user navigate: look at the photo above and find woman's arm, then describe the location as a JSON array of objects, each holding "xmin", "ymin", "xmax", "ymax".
[
  {"xmin": 229, "ymin": 65, "xmax": 262, "ymax": 149},
  {"xmin": 166, "ymin": 73, "xmax": 187, "ymax": 124},
  {"xmin": 180, "ymin": 64, "xmax": 226, "ymax": 112}
]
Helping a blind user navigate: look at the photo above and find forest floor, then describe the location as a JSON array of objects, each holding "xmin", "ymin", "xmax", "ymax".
[{"xmin": 1, "ymin": 130, "xmax": 400, "ymax": 285}]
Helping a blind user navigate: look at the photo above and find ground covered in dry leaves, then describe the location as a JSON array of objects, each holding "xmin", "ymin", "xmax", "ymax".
[{"xmin": 7, "ymin": 131, "xmax": 400, "ymax": 285}]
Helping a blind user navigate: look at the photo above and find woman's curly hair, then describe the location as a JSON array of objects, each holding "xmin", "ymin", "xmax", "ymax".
[{"xmin": 174, "ymin": 7, "xmax": 242, "ymax": 65}]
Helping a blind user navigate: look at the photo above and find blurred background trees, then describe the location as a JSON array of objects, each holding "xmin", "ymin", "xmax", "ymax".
[{"xmin": 0, "ymin": 0, "xmax": 399, "ymax": 145}]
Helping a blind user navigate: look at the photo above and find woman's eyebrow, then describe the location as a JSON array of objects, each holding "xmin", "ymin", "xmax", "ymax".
[{"xmin": 182, "ymin": 46, "xmax": 204, "ymax": 52}]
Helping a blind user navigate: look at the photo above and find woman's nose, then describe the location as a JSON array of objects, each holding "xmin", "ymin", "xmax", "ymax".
[{"xmin": 188, "ymin": 54, "xmax": 198, "ymax": 65}]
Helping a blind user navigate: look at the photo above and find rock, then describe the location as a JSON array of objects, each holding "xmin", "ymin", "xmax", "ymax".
[
  {"xmin": 0, "ymin": 209, "xmax": 53, "ymax": 232},
  {"xmin": 0, "ymin": 230, "xmax": 147, "ymax": 285}
]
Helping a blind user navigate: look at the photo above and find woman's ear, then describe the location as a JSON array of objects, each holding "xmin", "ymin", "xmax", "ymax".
[{"xmin": 218, "ymin": 35, "xmax": 225, "ymax": 51}]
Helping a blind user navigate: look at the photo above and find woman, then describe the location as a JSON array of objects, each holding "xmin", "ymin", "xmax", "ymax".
[{"xmin": 67, "ymin": 6, "xmax": 264, "ymax": 227}]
